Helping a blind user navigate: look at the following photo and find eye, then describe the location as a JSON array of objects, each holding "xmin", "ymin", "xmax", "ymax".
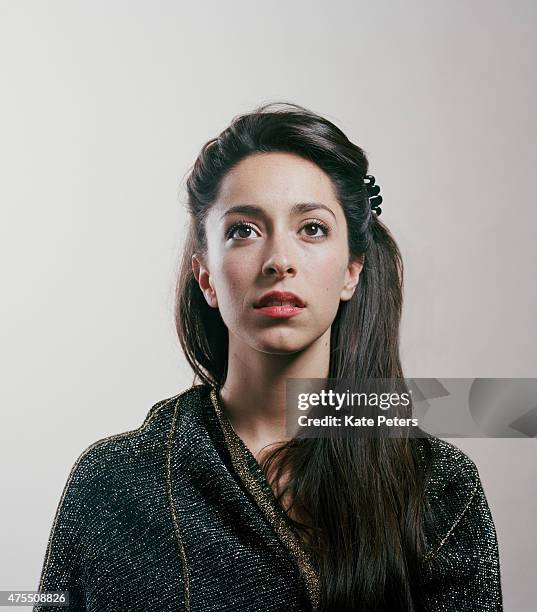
[
  {"xmin": 225, "ymin": 218, "xmax": 331, "ymax": 242},
  {"xmin": 226, "ymin": 221, "xmax": 260, "ymax": 241},
  {"xmin": 300, "ymin": 219, "xmax": 330, "ymax": 239}
]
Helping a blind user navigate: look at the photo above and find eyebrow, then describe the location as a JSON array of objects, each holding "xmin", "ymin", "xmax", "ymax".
[{"xmin": 218, "ymin": 202, "xmax": 337, "ymax": 222}]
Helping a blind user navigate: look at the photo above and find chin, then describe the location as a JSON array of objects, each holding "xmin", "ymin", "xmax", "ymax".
[{"xmin": 251, "ymin": 329, "xmax": 315, "ymax": 355}]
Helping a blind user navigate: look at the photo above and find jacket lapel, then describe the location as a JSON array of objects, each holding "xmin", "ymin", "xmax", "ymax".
[{"xmin": 166, "ymin": 384, "xmax": 313, "ymax": 611}]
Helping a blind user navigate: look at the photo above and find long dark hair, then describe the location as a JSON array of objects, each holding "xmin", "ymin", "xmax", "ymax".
[{"xmin": 175, "ymin": 102, "xmax": 434, "ymax": 611}]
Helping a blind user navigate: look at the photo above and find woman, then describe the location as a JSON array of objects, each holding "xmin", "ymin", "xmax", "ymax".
[{"xmin": 35, "ymin": 103, "xmax": 503, "ymax": 611}]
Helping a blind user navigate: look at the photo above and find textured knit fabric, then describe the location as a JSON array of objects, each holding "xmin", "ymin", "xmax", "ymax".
[{"xmin": 34, "ymin": 383, "xmax": 503, "ymax": 611}]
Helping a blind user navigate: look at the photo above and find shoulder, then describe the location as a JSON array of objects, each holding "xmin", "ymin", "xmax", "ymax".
[
  {"xmin": 66, "ymin": 385, "xmax": 206, "ymax": 480},
  {"xmin": 49, "ymin": 386, "xmax": 207, "ymax": 518},
  {"xmin": 422, "ymin": 437, "xmax": 496, "ymax": 564},
  {"xmin": 425, "ymin": 437, "xmax": 480, "ymax": 503},
  {"xmin": 37, "ymin": 386, "xmax": 205, "ymax": 593},
  {"xmin": 419, "ymin": 440, "xmax": 503, "ymax": 606},
  {"xmin": 39, "ymin": 387, "xmax": 205, "ymax": 550}
]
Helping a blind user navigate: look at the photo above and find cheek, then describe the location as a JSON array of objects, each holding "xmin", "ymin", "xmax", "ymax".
[
  {"xmin": 301, "ymin": 252, "xmax": 348, "ymax": 324},
  {"xmin": 214, "ymin": 254, "xmax": 255, "ymax": 312},
  {"xmin": 309, "ymin": 252, "xmax": 348, "ymax": 293}
]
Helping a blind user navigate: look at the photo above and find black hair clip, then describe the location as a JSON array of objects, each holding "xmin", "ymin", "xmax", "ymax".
[{"xmin": 364, "ymin": 174, "xmax": 383, "ymax": 216}]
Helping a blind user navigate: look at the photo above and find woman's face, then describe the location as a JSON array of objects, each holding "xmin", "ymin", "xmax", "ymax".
[{"xmin": 193, "ymin": 151, "xmax": 363, "ymax": 355}]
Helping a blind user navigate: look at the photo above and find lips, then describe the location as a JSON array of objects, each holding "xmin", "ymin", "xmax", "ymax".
[{"xmin": 254, "ymin": 290, "xmax": 306, "ymax": 308}]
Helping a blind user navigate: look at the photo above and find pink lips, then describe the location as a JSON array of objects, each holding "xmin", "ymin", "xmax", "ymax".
[
  {"xmin": 254, "ymin": 304, "xmax": 305, "ymax": 318},
  {"xmin": 253, "ymin": 290, "xmax": 306, "ymax": 319}
]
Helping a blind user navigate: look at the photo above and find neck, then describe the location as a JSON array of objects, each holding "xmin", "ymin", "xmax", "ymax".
[{"xmin": 218, "ymin": 328, "xmax": 331, "ymax": 458}]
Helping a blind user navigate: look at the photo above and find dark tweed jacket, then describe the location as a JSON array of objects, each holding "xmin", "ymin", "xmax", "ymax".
[{"xmin": 34, "ymin": 384, "xmax": 503, "ymax": 611}]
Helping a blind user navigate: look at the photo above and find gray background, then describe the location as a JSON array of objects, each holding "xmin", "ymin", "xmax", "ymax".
[{"xmin": 1, "ymin": 1, "xmax": 536, "ymax": 609}]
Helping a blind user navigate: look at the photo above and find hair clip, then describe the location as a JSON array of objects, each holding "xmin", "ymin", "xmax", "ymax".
[{"xmin": 364, "ymin": 174, "xmax": 383, "ymax": 216}]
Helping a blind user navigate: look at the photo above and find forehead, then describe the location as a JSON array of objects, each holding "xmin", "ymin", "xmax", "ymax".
[{"xmin": 215, "ymin": 152, "xmax": 339, "ymax": 209}]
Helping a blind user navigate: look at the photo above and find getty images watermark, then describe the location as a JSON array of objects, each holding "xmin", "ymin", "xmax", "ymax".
[{"xmin": 284, "ymin": 378, "xmax": 537, "ymax": 439}]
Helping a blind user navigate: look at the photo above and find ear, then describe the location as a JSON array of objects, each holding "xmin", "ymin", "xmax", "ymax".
[
  {"xmin": 340, "ymin": 254, "xmax": 364, "ymax": 302},
  {"xmin": 191, "ymin": 253, "xmax": 218, "ymax": 308}
]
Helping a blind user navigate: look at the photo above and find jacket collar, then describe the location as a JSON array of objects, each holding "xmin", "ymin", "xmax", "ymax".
[{"xmin": 165, "ymin": 384, "xmax": 317, "ymax": 611}]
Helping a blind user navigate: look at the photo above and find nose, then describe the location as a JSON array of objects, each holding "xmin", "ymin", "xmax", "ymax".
[{"xmin": 262, "ymin": 252, "xmax": 297, "ymax": 278}]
